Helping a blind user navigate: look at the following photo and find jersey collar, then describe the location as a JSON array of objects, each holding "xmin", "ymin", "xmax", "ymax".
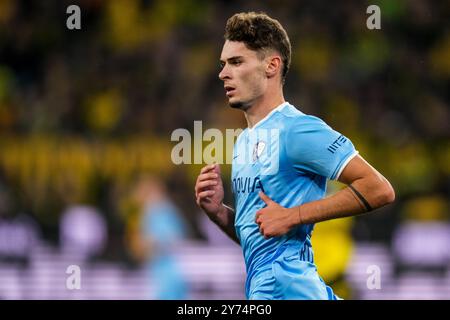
[{"xmin": 248, "ymin": 102, "xmax": 289, "ymax": 132}]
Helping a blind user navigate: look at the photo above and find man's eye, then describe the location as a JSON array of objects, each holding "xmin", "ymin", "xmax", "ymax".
[{"xmin": 232, "ymin": 61, "xmax": 241, "ymax": 65}]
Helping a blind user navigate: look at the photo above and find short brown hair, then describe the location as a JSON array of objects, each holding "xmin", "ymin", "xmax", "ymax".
[{"xmin": 224, "ymin": 12, "xmax": 292, "ymax": 83}]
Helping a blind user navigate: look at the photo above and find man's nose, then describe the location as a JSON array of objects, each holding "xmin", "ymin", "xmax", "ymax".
[{"xmin": 219, "ymin": 65, "xmax": 230, "ymax": 81}]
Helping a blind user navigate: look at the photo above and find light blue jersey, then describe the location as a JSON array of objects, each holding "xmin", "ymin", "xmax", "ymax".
[{"xmin": 231, "ymin": 102, "xmax": 358, "ymax": 300}]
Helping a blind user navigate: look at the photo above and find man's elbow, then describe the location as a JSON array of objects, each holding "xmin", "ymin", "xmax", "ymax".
[{"xmin": 374, "ymin": 177, "xmax": 395, "ymax": 208}]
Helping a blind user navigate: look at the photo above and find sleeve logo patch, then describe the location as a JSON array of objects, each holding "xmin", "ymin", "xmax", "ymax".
[{"xmin": 327, "ymin": 135, "xmax": 347, "ymax": 154}]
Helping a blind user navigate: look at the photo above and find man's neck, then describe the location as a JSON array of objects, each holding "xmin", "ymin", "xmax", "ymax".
[{"xmin": 244, "ymin": 92, "xmax": 285, "ymax": 129}]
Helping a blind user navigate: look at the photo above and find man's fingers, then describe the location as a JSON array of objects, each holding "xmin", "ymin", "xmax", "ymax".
[
  {"xmin": 195, "ymin": 181, "xmax": 217, "ymax": 197},
  {"xmin": 196, "ymin": 190, "xmax": 215, "ymax": 206},
  {"xmin": 255, "ymin": 210, "xmax": 262, "ymax": 223},
  {"xmin": 196, "ymin": 180, "xmax": 218, "ymax": 191},
  {"xmin": 259, "ymin": 226, "xmax": 271, "ymax": 239},
  {"xmin": 197, "ymin": 190, "xmax": 216, "ymax": 200},
  {"xmin": 259, "ymin": 191, "xmax": 272, "ymax": 205},
  {"xmin": 259, "ymin": 227, "xmax": 270, "ymax": 239},
  {"xmin": 196, "ymin": 165, "xmax": 220, "ymax": 193},
  {"xmin": 200, "ymin": 164, "xmax": 216, "ymax": 175},
  {"xmin": 197, "ymin": 172, "xmax": 219, "ymax": 183},
  {"xmin": 195, "ymin": 165, "xmax": 220, "ymax": 205}
]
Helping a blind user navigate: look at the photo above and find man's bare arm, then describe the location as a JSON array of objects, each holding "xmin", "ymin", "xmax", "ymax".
[
  {"xmin": 298, "ymin": 154, "xmax": 395, "ymax": 224},
  {"xmin": 208, "ymin": 203, "xmax": 240, "ymax": 244},
  {"xmin": 256, "ymin": 155, "xmax": 395, "ymax": 238}
]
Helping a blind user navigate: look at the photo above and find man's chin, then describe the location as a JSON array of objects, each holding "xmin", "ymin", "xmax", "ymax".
[{"xmin": 229, "ymin": 99, "xmax": 250, "ymax": 111}]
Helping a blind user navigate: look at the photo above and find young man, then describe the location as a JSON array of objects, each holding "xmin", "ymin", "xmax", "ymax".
[{"xmin": 194, "ymin": 12, "xmax": 395, "ymax": 300}]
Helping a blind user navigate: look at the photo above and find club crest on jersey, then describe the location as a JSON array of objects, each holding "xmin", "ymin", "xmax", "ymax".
[{"xmin": 253, "ymin": 141, "xmax": 266, "ymax": 162}]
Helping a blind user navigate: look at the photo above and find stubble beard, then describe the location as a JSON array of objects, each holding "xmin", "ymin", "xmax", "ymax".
[{"xmin": 228, "ymin": 98, "xmax": 253, "ymax": 111}]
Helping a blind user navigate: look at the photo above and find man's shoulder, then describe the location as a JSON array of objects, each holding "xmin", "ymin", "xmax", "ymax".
[{"xmin": 279, "ymin": 104, "xmax": 329, "ymax": 130}]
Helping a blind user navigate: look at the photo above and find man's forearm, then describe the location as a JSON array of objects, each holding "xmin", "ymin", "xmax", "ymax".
[
  {"xmin": 294, "ymin": 176, "xmax": 395, "ymax": 225},
  {"xmin": 207, "ymin": 204, "xmax": 240, "ymax": 245}
]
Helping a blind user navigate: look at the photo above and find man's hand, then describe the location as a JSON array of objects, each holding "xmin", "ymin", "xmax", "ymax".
[
  {"xmin": 195, "ymin": 164, "xmax": 239, "ymax": 244},
  {"xmin": 255, "ymin": 191, "xmax": 300, "ymax": 239},
  {"xmin": 195, "ymin": 163, "xmax": 225, "ymax": 216}
]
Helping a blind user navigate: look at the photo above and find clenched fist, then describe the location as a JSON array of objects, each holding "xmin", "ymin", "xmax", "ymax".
[{"xmin": 195, "ymin": 163, "xmax": 225, "ymax": 216}]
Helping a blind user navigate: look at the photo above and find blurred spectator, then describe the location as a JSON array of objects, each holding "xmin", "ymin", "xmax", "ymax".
[
  {"xmin": 133, "ymin": 176, "xmax": 189, "ymax": 299},
  {"xmin": 393, "ymin": 222, "xmax": 450, "ymax": 269},
  {"xmin": 59, "ymin": 205, "xmax": 107, "ymax": 261},
  {"xmin": 392, "ymin": 195, "xmax": 450, "ymax": 272},
  {"xmin": 0, "ymin": 184, "xmax": 40, "ymax": 264}
]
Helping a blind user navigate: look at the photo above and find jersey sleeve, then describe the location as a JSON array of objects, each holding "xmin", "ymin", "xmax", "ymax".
[{"xmin": 285, "ymin": 115, "xmax": 358, "ymax": 180}]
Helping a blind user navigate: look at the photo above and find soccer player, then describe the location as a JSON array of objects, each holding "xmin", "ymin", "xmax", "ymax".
[{"xmin": 194, "ymin": 12, "xmax": 395, "ymax": 300}]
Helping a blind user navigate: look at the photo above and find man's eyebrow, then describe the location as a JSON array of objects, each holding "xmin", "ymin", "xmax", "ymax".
[{"xmin": 220, "ymin": 56, "xmax": 244, "ymax": 64}]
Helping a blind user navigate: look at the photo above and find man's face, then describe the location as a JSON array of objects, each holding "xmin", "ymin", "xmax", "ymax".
[{"xmin": 219, "ymin": 40, "xmax": 267, "ymax": 110}]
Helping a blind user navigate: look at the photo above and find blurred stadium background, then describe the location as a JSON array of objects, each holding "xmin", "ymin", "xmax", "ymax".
[{"xmin": 0, "ymin": 0, "xmax": 449, "ymax": 299}]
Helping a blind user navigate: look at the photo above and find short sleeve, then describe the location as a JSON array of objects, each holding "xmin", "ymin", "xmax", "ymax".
[{"xmin": 285, "ymin": 115, "xmax": 358, "ymax": 180}]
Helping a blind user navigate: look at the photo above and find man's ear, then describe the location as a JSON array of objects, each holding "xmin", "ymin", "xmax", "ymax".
[{"xmin": 265, "ymin": 55, "xmax": 282, "ymax": 79}]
